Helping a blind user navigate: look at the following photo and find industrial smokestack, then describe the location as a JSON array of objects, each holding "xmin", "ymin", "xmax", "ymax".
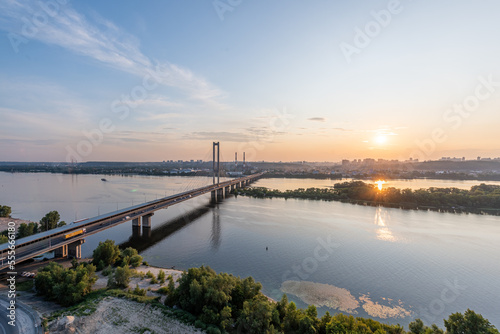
[
  {"xmin": 243, "ymin": 152, "xmax": 246, "ymax": 167},
  {"xmin": 235, "ymin": 152, "xmax": 237, "ymax": 165}
]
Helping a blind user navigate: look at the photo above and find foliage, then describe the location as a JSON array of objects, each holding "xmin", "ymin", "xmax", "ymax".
[
  {"xmin": 107, "ymin": 265, "xmax": 131, "ymax": 289},
  {"xmin": 133, "ymin": 284, "xmax": 147, "ymax": 296},
  {"xmin": 92, "ymin": 239, "xmax": 121, "ymax": 270},
  {"xmin": 234, "ymin": 182, "xmax": 500, "ymax": 215},
  {"xmin": 0, "ymin": 205, "xmax": 11, "ymax": 217},
  {"xmin": 102, "ymin": 265, "xmax": 113, "ymax": 276},
  {"xmin": 157, "ymin": 270, "xmax": 166, "ymax": 284},
  {"xmin": 34, "ymin": 262, "xmax": 97, "ymax": 306},
  {"xmin": 16, "ymin": 222, "xmax": 39, "ymax": 239},
  {"xmin": 130, "ymin": 254, "xmax": 143, "ymax": 267},
  {"xmin": 444, "ymin": 309, "xmax": 499, "ymax": 334},
  {"xmin": 0, "ymin": 234, "xmax": 8, "ymax": 244},
  {"xmin": 157, "ymin": 286, "xmax": 169, "ymax": 295},
  {"xmin": 39, "ymin": 210, "xmax": 61, "ymax": 231}
]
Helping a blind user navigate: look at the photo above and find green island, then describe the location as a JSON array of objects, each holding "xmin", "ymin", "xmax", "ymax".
[
  {"xmin": 18, "ymin": 241, "xmax": 497, "ymax": 333},
  {"xmin": 232, "ymin": 181, "xmax": 500, "ymax": 216}
]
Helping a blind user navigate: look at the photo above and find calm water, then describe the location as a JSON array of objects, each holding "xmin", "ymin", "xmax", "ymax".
[{"xmin": 1, "ymin": 172, "xmax": 499, "ymax": 328}]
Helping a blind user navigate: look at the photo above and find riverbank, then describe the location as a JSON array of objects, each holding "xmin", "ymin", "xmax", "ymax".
[
  {"xmin": 0, "ymin": 217, "xmax": 35, "ymax": 233},
  {"xmin": 234, "ymin": 182, "xmax": 500, "ymax": 216}
]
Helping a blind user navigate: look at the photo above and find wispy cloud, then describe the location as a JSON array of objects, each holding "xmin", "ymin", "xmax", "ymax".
[
  {"xmin": 0, "ymin": 0, "xmax": 225, "ymax": 103},
  {"xmin": 307, "ymin": 117, "xmax": 326, "ymax": 122}
]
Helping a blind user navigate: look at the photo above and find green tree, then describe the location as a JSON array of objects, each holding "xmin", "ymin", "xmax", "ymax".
[
  {"xmin": 0, "ymin": 205, "xmax": 12, "ymax": 217},
  {"xmin": 0, "ymin": 234, "xmax": 8, "ymax": 244},
  {"xmin": 40, "ymin": 211, "xmax": 60, "ymax": 231},
  {"xmin": 409, "ymin": 319, "xmax": 425, "ymax": 334},
  {"xmin": 16, "ymin": 222, "xmax": 39, "ymax": 239},
  {"xmin": 444, "ymin": 309, "xmax": 499, "ymax": 334},
  {"xmin": 34, "ymin": 262, "xmax": 96, "ymax": 306},
  {"xmin": 92, "ymin": 239, "xmax": 121, "ymax": 270},
  {"xmin": 57, "ymin": 221, "xmax": 66, "ymax": 227},
  {"xmin": 237, "ymin": 296, "xmax": 273, "ymax": 333},
  {"xmin": 157, "ymin": 270, "xmax": 166, "ymax": 284},
  {"xmin": 130, "ymin": 254, "xmax": 143, "ymax": 268},
  {"xmin": 108, "ymin": 265, "xmax": 131, "ymax": 288}
]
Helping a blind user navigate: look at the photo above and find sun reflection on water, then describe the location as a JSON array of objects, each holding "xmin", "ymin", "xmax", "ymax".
[{"xmin": 375, "ymin": 180, "xmax": 386, "ymax": 190}]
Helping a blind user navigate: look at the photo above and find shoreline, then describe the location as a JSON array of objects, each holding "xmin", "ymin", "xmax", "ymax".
[{"xmin": 0, "ymin": 217, "xmax": 35, "ymax": 233}]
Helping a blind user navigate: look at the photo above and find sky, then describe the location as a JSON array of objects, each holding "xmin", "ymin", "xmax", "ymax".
[{"xmin": 1, "ymin": 0, "xmax": 500, "ymax": 162}]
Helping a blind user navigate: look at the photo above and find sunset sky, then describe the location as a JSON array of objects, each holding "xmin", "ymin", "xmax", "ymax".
[{"xmin": 1, "ymin": 0, "xmax": 500, "ymax": 162}]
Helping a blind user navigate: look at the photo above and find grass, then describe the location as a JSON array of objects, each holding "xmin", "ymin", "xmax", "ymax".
[{"xmin": 16, "ymin": 279, "xmax": 34, "ymax": 291}]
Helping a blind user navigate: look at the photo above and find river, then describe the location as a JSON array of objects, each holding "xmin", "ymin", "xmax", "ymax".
[{"xmin": 0, "ymin": 172, "xmax": 499, "ymax": 328}]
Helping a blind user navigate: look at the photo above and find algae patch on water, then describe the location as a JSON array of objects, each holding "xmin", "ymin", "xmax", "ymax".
[
  {"xmin": 281, "ymin": 281, "xmax": 413, "ymax": 320},
  {"xmin": 280, "ymin": 280, "xmax": 359, "ymax": 313},
  {"xmin": 359, "ymin": 294, "xmax": 412, "ymax": 319}
]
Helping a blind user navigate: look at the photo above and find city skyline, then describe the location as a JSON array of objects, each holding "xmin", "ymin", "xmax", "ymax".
[{"xmin": 1, "ymin": 0, "xmax": 500, "ymax": 162}]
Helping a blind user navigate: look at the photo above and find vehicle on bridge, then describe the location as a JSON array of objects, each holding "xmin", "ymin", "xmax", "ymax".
[{"xmin": 64, "ymin": 228, "xmax": 86, "ymax": 239}]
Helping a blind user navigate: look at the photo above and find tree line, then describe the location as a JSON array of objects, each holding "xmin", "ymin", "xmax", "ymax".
[
  {"xmin": 233, "ymin": 182, "xmax": 500, "ymax": 215},
  {"xmin": 0, "ymin": 209, "xmax": 67, "ymax": 244}
]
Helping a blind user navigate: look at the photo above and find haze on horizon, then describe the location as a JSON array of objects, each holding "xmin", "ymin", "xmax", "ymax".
[{"xmin": 1, "ymin": 0, "xmax": 500, "ymax": 163}]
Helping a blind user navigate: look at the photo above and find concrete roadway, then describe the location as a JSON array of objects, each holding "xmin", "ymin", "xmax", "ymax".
[{"xmin": 0, "ymin": 295, "xmax": 42, "ymax": 334}]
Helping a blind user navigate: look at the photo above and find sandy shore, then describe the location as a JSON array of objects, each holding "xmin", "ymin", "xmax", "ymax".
[{"xmin": 0, "ymin": 217, "xmax": 35, "ymax": 232}]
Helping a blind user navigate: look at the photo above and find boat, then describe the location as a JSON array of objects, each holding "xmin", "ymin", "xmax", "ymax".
[{"xmin": 101, "ymin": 178, "xmax": 107, "ymax": 181}]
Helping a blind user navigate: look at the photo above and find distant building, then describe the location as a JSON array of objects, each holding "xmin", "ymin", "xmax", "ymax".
[{"xmin": 342, "ymin": 159, "xmax": 350, "ymax": 166}]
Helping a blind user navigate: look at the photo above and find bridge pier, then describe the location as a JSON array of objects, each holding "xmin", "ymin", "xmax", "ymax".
[
  {"xmin": 54, "ymin": 244, "xmax": 68, "ymax": 258},
  {"xmin": 217, "ymin": 188, "xmax": 224, "ymax": 201},
  {"xmin": 132, "ymin": 217, "xmax": 141, "ymax": 228},
  {"xmin": 224, "ymin": 186, "xmax": 230, "ymax": 197},
  {"xmin": 211, "ymin": 190, "xmax": 217, "ymax": 204},
  {"xmin": 142, "ymin": 213, "xmax": 153, "ymax": 235},
  {"xmin": 231, "ymin": 184, "xmax": 235, "ymax": 192},
  {"xmin": 68, "ymin": 239, "xmax": 85, "ymax": 259}
]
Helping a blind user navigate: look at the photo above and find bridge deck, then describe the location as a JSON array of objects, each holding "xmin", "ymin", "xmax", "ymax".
[{"xmin": 0, "ymin": 173, "xmax": 262, "ymax": 270}]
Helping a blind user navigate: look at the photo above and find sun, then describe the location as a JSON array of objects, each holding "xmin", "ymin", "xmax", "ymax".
[{"xmin": 375, "ymin": 135, "xmax": 387, "ymax": 145}]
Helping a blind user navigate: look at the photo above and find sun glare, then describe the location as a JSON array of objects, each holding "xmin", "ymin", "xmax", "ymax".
[
  {"xmin": 375, "ymin": 180, "xmax": 386, "ymax": 191},
  {"xmin": 375, "ymin": 135, "xmax": 387, "ymax": 145}
]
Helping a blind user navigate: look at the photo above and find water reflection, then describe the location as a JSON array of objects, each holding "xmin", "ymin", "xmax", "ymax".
[
  {"xmin": 120, "ymin": 205, "xmax": 211, "ymax": 252},
  {"xmin": 211, "ymin": 205, "xmax": 221, "ymax": 251},
  {"xmin": 374, "ymin": 207, "xmax": 396, "ymax": 242}
]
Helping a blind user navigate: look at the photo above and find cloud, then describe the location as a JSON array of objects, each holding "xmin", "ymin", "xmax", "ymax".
[
  {"xmin": 307, "ymin": 117, "xmax": 326, "ymax": 122},
  {"xmin": 186, "ymin": 127, "xmax": 287, "ymax": 143},
  {"xmin": 0, "ymin": 1, "xmax": 225, "ymax": 103}
]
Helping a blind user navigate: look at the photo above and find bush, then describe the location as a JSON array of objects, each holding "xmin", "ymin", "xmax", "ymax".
[
  {"xmin": 146, "ymin": 271, "xmax": 154, "ymax": 279},
  {"xmin": 107, "ymin": 265, "xmax": 131, "ymax": 289},
  {"xmin": 150, "ymin": 276, "xmax": 158, "ymax": 285},
  {"xmin": 157, "ymin": 270, "xmax": 166, "ymax": 281},
  {"xmin": 194, "ymin": 319, "xmax": 207, "ymax": 330},
  {"xmin": 133, "ymin": 284, "xmax": 147, "ymax": 296},
  {"xmin": 130, "ymin": 254, "xmax": 143, "ymax": 267},
  {"xmin": 34, "ymin": 262, "xmax": 96, "ymax": 306},
  {"xmin": 206, "ymin": 326, "xmax": 222, "ymax": 334},
  {"xmin": 92, "ymin": 240, "xmax": 121, "ymax": 269},
  {"xmin": 102, "ymin": 265, "xmax": 113, "ymax": 276},
  {"xmin": 157, "ymin": 287, "xmax": 169, "ymax": 295}
]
